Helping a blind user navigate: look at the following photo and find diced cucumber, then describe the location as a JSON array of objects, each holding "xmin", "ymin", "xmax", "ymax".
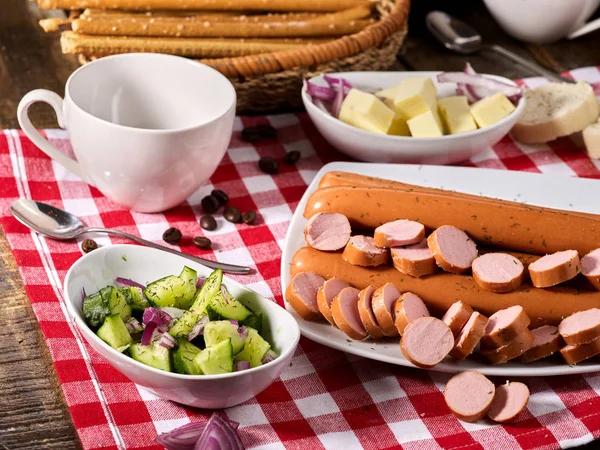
[
  {"xmin": 144, "ymin": 272, "xmax": 196, "ymax": 309},
  {"xmin": 83, "ymin": 291, "xmax": 110, "ymax": 330},
  {"xmin": 129, "ymin": 342, "xmax": 171, "ymax": 372},
  {"xmin": 205, "ymin": 304, "xmax": 222, "ymax": 321},
  {"xmin": 241, "ymin": 313, "xmax": 262, "ymax": 334},
  {"xmin": 189, "ymin": 269, "xmax": 222, "ymax": 315},
  {"xmin": 128, "ymin": 286, "xmax": 149, "ymax": 312},
  {"xmin": 206, "ymin": 290, "xmax": 251, "ymax": 321},
  {"xmin": 108, "ymin": 287, "xmax": 132, "ymax": 321},
  {"xmin": 97, "ymin": 314, "xmax": 132, "ymax": 351},
  {"xmin": 204, "ymin": 321, "xmax": 245, "ymax": 354},
  {"xmin": 178, "ymin": 266, "xmax": 198, "ymax": 310},
  {"xmin": 194, "ymin": 339, "xmax": 233, "ymax": 375},
  {"xmin": 235, "ymin": 328, "xmax": 270, "ymax": 368},
  {"xmin": 169, "ymin": 310, "xmax": 202, "ymax": 338},
  {"xmin": 172, "ymin": 339, "xmax": 203, "ymax": 375}
]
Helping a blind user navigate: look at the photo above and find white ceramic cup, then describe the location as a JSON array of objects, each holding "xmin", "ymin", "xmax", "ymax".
[
  {"xmin": 483, "ymin": 0, "xmax": 600, "ymax": 44},
  {"xmin": 18, "ymin": 53, "xmax": 236, "ymax": 213}
]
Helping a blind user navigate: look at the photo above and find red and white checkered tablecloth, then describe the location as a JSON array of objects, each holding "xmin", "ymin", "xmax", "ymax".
[{"xmin": 2, "ymin": 67, "xmax": 600, "ymax": 450}]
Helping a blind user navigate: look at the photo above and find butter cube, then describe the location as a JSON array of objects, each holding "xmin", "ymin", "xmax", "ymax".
[
  {"xmin": 376, "ymin": 85, "xmax": 402, "ymax": 101},
  {"xmin": 470, "ymin": 92, "xmax": 516, "ymax": 128},
  {"xmin": 393, "ymin": 77, "xmax": 438, "ymax": 119},
  {"xmin": 339, "ymin": 88, "xmax": 393, "ymax": 134},
  {"xmin": 438, "ymin": 96, "xmax": 478, "ymax": 134},
  {"xmin": 407, "ymin": 110, "xmax": 444, "ymax": 138},
  {"xmin": 383, "ymin": 98, "xmax": 409, "ymax": 136}
]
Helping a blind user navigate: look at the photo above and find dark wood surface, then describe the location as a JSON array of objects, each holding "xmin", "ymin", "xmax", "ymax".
[{"xmin": 0, "ymin": 0, "xmax": 598, "ymax": 448}]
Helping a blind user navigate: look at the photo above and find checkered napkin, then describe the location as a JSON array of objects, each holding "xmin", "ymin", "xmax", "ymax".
[{"xmin": 2, "ymin": 67, "xmax": 600, "ymax": 450}]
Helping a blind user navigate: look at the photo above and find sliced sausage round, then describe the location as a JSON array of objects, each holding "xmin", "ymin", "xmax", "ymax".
[
  {"xmin": 371, "ymin": 283, "xmax": 400, "ymax": 337},
  {"xmin": 304, "ymin": 212, "xmax": 351, "ymax": 251},
  {"xmin": 393, "ymin": 292, "xmax": 430, "ymax": 335},
  {"xmin": 519, "ymin": 325, "xmax": 563, "ymax": 363},
  {"xmin": 357, "ymin": 285, "xmax": 385, "ymax": 340},
  {"xmin": 331, "ymin": 287, "xmax": 368, "ymax": 341},
  {"xmin": 427, "ymin": 225, "xmax": 478, "ymax": 274},
  {"xmin": 342, "ymin": 235, "xmax": 390, "ymax": 267},
  {"xmin": 528, "ymin": 249, "xmax": 581, "ymax": 288},
  {"xmin": 449, "ymin": 312, "xmax": 489, "ymax": 360},
  {"xmin": 487, "ymin": 382, "xmax": 530, "ymax": 423},
  {"xmin": 390, "ymin": 239, "xmax": 437, "ymax": 278},
  {"xmin": 444, "ymin": 370, "xmax": 495, "ymax": 423},
  {"xmin": 558, "ymin": 308, "xmax": 600, "ymax": 345},
  {"xmin": 472, "ymin": 253, "xmax": 525, "ymax": 293},
  {"xmin": 442, "ymin": 301, "xmax": 474, "ymax": 336},
  {"xmin": 317, "ymin": 278, "xmax": 351, "ymax": 326},
  {"xmin": 560, "ymin": 337, "xmax": 600, "ymax": 365},
  {"xmin": 374, "ymin": 219, "xmax": 425, "ymax": 248},
  {"xmin": 480, "ymin": 329, "xmax": 535, "ymax": 365},
  {"xmin": 581, "ymin": 248, "xmax": 600, "ymax": 291},
  {"xmin": 481, "ymin": 306, "xmax": 531, "ymax": 348},
  {"xmin": 400, "ymin": 317, "xmax": 454, "ymax": 368},
  {"xmin": 285, "ymin": 272, "xmax": 326, "ymax": 321}
]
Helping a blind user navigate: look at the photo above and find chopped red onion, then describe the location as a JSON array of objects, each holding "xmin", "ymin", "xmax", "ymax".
[
  {"xmin": 305, "ymin": 79, "xmax": 335, "ymax": 101},
  {"xmin": 196, "ymin": 278, "xmax": 205, "ymax": 290},
  {"xmin": 237, "ymin": 326, "xmax": 249, "ymax": 341},
  {"xmin": 155, "ymin": 416, "xmax": 241, "ymax": 450},
  {"xmin": 114, "ymin": 277, "xmax": 146, "ymax": 290},
  {"xmin": 234, "ymin": 360, "xmax": 250, "ymax": 372},
  {"xmin": 229, "ymin": 320, "xmax": 239, "ymax": 327},
  {"xmin": 188, "ymin": 315, "xmax": 209, "ymax": 341},
  {"xmin": 160, "ymin": 307, "xmax": 186, "ymax": 320},
  {"xmin": 159, "ymin": 332, "xmax": 177, "ymax": 349},
  {"xmin": 313, "ymin": 98, "xmax": 331, "ymax": 114},
  {"xmin": 262, "ymin": 350, "xmax": 277, "ymax": 364},
  {"xmin": 193, "ymin": 415, "xmax": 243, "ymax": 450},
  {"xmin": 437, "ymin": 70, "xmax": 523, "ymax": 103},
  {"xmin": 125, "ymin": 317, "xmax": 143, "ymax": 334},
  {"xmin": 323, "ymin": 74, "xmax": 353, "ymax": 94},
  {"xmin": 143, "ymin": 307, "xmax": 172, "ymax": 327},
  {"xmin": 141, "ymin": 321, "xmax": 158, "ymax": 346}
]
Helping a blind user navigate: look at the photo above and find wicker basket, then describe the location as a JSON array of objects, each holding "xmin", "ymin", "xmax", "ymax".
[{"xmin": 201, "ymin": 0, "xmax": 410, "ymax": 113}]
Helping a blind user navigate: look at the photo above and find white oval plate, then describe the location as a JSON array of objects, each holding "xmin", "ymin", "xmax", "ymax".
[{"xmin": 280, "ymin": 161, "xmax": 600, "ymax": 376}]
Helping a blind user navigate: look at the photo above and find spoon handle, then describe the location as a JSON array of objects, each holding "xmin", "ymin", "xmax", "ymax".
[
  {"xmin": 85, "ymin": 227, "xmax": 253, "ymax": 275},
  {"xmin": 485, "ymin": 45, "xmax": 575, "ymax": 84}
]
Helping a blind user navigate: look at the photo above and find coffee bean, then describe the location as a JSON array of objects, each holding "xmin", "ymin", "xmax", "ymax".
[
  {"xmin": 81, "ymin": 239, "xmax": 98, "ymax": 253},
  {"xmin": 257, "ymin": 124, "xmax": 277, "ymax": 140},
  {"xmin": 242, "ymin": 210, "xmax": 257, "ymax": 225},
  {"xmin": 211, "ymin": 189, "xmax": 229, "ymax": 206},
  {"xmin": 258, "ymin": 157, "xmax": 279, "ymax": 175},
  {"xmin": 200, "ymin": 214, "xmax": 217, "ymax": 231},
  {"xmin": 223, "ymin": 206, "xmax": 242, "ymax": 224},
  {"xmin": 201, "ymin": 195, "xmax": 220, "ymax": 214},
  {"xmin": 283, "ymin": 150, "xmax": 301, "ymax": 166},
  {"xmin": 240, "ymin": 127, "xmax": 261, "ymax": 143},
  {"xmin": 162, "ymin": 227, "xmax": 182, "ymax": 245},
  {"xmin": 193, "ymin": 236, "xmax": 212, "ymax": 250}
]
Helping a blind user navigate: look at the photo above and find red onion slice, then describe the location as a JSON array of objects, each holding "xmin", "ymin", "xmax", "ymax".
[
  {"xmin": 154, "ymin": 417, "xmax": 241, "ymax": 450},
  {"xmin": 115, "ymin": 277, "xmax": 146, "ymax": 290},
  {"xmin": 437, "ymin": 72, "xmax": 523, "ymax": 98},
  {"xmin": 323, "ymin": 74, "xmax": 353, "ymax": 94},
  {"xmin": 160, "ymin": 307, "xmax": 186, "ymax": 320},
  {"xmin": 237, "ymin": 326, "xmax": 249, "ymax": 341},
  {"xmin": 331, "ymin": 78, "xmax": 345, "ymax": 118},
  {"xmin": 234, "ymin": 360, "xmax": 250, "ymax": 371},
  {"xmin": 143, "ymin": 307, "xmax": 172, "ymax": 327},
  {"xmin": 194, "ymin": 415, "xmax": 243, "ymax": 450},
  {"xmin": 159, "ymin": 332, "xmax": 177, "ymax": 349},
  {"xmin": 306, "ymin": 79, "xmax": 335, "ymax": 101},
  {"xmin": 141, "ymin": 321, "xmax": 158, "ymax": 346},
  {"xmin": 188, "ymin": 315, "xmax": 209, "ymax": 341},
  {"xmin": 262, "ymin": 350, "xmax": 277, "ymax": 365},
  {"xmin": 125, "ymin": 317, "xmax": 143, "ymax": 334}
]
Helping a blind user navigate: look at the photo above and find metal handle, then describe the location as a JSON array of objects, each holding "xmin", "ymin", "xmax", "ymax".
[
  {"xmin": 485, "ymin": 45, "xmax": 575, "ymax": 84},
  {"xmin": 86, "ymin": 227, "xmax": 253, "ymax": 274}
]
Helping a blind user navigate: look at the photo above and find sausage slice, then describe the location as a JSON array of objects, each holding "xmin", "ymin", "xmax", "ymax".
[
  {"xmin": 371, "ymin": 283, "xmax": 400, "ymax": 337},
  {"xmin": 449, "ymin": 312, "xmax": 489, "ymax": 360},
  {"xmin": 444, "ymin": 370, "xmax": 495, "ymax": 422},
  {"xmin": 487, "ymin": 382, "xmax": 530, "ymax": 423},
  {"xmin": 285, "ymin": 272, "xmax": 326, "ymax": 321},
  {"xmin": 357, "ymin": 285, "xmax": 385, "ymax": 340},
  {"xmin": 331, "ymin": 287, "xmax": 368, "ymax": 340},
  {"xmin": 393, "ymin": 292, "xmax": 430, "ymax": 335},
  {"xmin": 560, "ymin": 337, "xmax": 600, "ymax": 364},
  {"xmin": 472, "ymin": 253, "xmax": 525, "ymax": 293},
  {"xmin": 304, "ymin": 212, "xmax": 351, "ymax": 251},
  {"xmin": 317, "ymin": 278, "xmax": 351, "ymax": 326},
  {"xmin": 427, "ymin": 225, "xmax": 478, "ymax": 274},
  {"xmin": 480, "ymin": 329, "xmax": 535, "ymax": 364},
  {"xmin": 442, "ymin": 301, "xmax": 474, "ymax": 336},
  {"xmin": 374, "ymin": 219, "xmax": 425, "ymax": 248},
  {"xmin": 581, "ymin": 248, "xmax": 600, "ymax": 291},
  {"xmin": 400, "ymin": 317, "xmax": 454, "ymax": 368},
  {"xmin": 519, "ymin": 325, "xmax": 563, "ymax": 363},
  {"xmin": 528, "ymin": 250, "xmax": 581, "ymax": 288},
  {"xmin": 481, "ymin": 306, "xmax": 530, "ymax": 348},
  {"xmin": 558, "ymin": 308, "xmax": 600, "ymax": 345},
  {"xmin": 390, "ymin": 239, "xmax": 437, "ymax": 278},
  {"xmin": 342, "ymin": 235, "xmax": 389, "ymax": 267}
]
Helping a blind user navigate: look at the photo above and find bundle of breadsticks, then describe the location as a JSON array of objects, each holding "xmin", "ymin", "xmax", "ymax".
[{"xmin": 35, "ymin": 0, "xmax": 378, "ymax": 61}]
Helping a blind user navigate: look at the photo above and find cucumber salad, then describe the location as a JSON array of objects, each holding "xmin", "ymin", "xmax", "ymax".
[{"xmin": 82, "ymin": 267, "xmax": 276, "ymax": 375}]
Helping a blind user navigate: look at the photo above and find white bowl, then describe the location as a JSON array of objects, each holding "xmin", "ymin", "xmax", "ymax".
[
  {"xmin": 302, "ymin": 71, "xmax": 526, "ymax": 165},
  {"xmin": 64, "ymin": 244, "xmax": 300, "ymax": 409}
]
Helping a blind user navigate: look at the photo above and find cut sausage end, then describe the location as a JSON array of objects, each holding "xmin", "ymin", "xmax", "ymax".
[
  {"xmin": 427, "ymin": 225, "xmax": 478, "ymax": 274},
  {"xmin": 582, "ymin": 248, "xmax": 600, "ymax": 291},
  {"xmin": 317, "ymin": 278, "xmax": 351, "ymax": 326},
  {"xmin": 444, "ymin": 370, "xmax": 495, "ymax": 422},
  {"xmin": 481, "ymin": 305, "xmax": 530, "ymax": 348},
  {"xmin": 371, "ymin": 283, "xmax": 401, "ymax": 337},
  {"xmin": 528, "ymin": 250, "xmax": 581, "ymax": 288},
  {"xmin": 442, "ymin": 301, "xmax": 474, "ymax": 336},
  {"xmin": 480, "ymin": 329, "xmax": 535, "ymax": 365},
  {"xmin": 487, "ymin": 382, "xmax": 529, "ymax": 423},
  {"xmin": 519, "ymin": 325, "xmax": 563, "ymax": 363},
  {"xmin": 304, "ymin": 212, "xmax": 351, "ymax": 251},
  {"xmin": 374, "ymin": 219, "xmax": 425, "ymax": 248},
  {"xmin": 393, "ymin": 292, "xmax": 430, "ymax": 335},
  {"xmin": 286, "ymin": 272, "xmax": 326, "ymax": 321},
  {"xmin": 560, "ymin": 337, "xmax": 600, "ymax": 364},
  {"xmin": 472, "ymin": 253, "xmax": 524, "ymax": 293},
  {"xmin": 331, "ymin": 287, "xmax": 367, "ymax": 341},
  {"xmin": 449, "ymin": 312, "xmax": 488, "ymax": 360},
  {"xmin": 343, "ymin": 235, "xmax": 390, "ymax": 267},
  {"xmin": 390, "ymin": 239, "xmax": 437, "ymax": 277},
  {"xmin": 400, "ymin": 317, "xmax": 454, "ymax": 368},
  {"xmin": 357, "ymin": 285, "xmax": 385, "ymax": 340},
  {"xmin": 558, "ymin": 308, "xmax": 600, "ymax": 345}
]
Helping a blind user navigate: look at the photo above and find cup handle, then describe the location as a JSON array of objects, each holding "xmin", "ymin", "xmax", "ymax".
[
  {"xmin": 17, "ymin": 89, "xmax": 91, "ymax": 184},
  {"xmin": 567, "ymin": 17, "xmax": 600, "ymax": 39}
]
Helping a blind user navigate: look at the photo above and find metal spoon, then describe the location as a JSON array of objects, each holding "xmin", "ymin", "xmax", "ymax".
[
  {"xmin": 10, "ymin": 199, "xmax": 253, "ymax": 274},
  {"xmin": 426, "ymin": 11, "xmax": 575, "ymax": 84}
]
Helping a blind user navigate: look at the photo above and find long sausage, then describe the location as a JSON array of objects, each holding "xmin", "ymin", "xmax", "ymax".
[
  {"xmin": 304, "ymin": 185, "xmax": 600, "ymax": 256},
  {"xmin": 290, "ymin": 247, "xmax": 600, "ymax": 327}
]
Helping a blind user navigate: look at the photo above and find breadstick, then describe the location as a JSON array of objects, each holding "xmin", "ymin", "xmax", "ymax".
[
  {"xmin": 39, "ymin": 0, "xmax": 373, "ymax": 12},
  {"xmin": 39, "ymin": 17, "xmax": 73, "ymax": 32},
  {"xmin": 81, "ymin": 8, "xmax": 321, "ymax": 21},
  {"xmin": 80, "ymin": 8, "xmax": 240, "ymax": 18},
  {"xmin": 60, "ymin": 31, "xmax": 327, "ymax": 58}
]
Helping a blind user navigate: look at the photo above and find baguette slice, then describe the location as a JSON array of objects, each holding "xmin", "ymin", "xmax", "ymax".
[
  {"xmin": 583, "ymin": 120, "xmax": 600, "ymax": 159},
  {"xmin": 512, "ymin": 81, "xmax": 599, "ymax": 144}
]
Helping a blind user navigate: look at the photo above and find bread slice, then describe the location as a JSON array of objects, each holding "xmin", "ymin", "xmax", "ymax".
[
  {"xmin": 512, "ymin": 81, "xmax": 599, "ymax": 144},
  {"xmin": 583, "ymin": 120, "xmax": 600, "ymax": 159}
]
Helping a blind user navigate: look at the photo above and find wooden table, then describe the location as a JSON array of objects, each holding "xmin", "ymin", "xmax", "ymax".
[{"xmin": 0, "ymin": 1, "xmax": 598, "ymax": 448}]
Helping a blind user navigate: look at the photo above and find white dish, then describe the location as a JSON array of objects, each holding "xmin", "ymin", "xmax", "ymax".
[
  {"xmin": 65, "ymin": 244, "xmax": 300, "ymax": 409},
  {"xmin": 302, "ymin": 71, "xmax": 525, "ymax": 165},
  {"xmin": 280, "ymin": 161, "xmax": 600, "ymax": 376}
]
